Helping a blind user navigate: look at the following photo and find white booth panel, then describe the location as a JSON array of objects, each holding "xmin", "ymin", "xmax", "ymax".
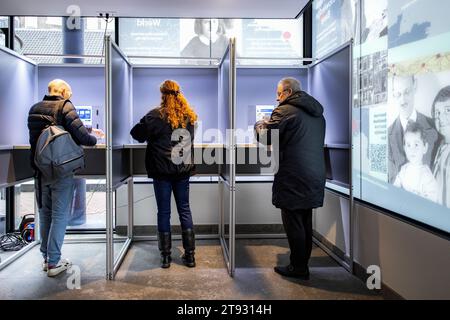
[{"xmin": 313, "ymin": 190, "xmax": 351, "ymax": 257}]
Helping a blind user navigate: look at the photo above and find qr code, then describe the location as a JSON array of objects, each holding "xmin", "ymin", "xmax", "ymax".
[{"xmin": 370, "ymin": 144, "xmax": 387, "ymax": 174}]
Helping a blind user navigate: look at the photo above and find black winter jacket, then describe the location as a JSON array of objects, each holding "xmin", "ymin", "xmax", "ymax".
[
  {"xmin": 255, "ymin": 91, "xmax": 326, "ymax": 210},
  {"xmin": 130, "ymin": 107, "xmax": 196, "ymax": 179},
  {"xmin": 28, "ymin": 95, "xmax": 97, "ymax": 171}
]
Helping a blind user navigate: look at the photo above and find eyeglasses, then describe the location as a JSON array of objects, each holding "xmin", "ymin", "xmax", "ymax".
[
  {"xmin": 277, "ymin": 89, "xmax": 289, "ymax": 97},
  {"xmin": 392, "ymin": 88, "xmax": 412, "ymax": 99}
]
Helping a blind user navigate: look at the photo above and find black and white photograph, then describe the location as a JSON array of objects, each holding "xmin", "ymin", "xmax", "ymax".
[
  {"xmin": 387, "ymin": 64, "xmax": 450, "ymax": 206},
  {"xmin": 358, "ymin": 51, "xmax": 388, "ymax": 107},
  {"xmin": 180, "ymin": 18, "xmax": 230, "ymax": 58},
  {"xmin": 357, "ymin": 0, "xmax": 388, "ymax": 45}
]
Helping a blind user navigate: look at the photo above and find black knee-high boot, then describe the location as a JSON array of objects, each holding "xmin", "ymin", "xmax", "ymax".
[
  {"xmin": 158, "ymin": 232, "xmax": 172, "ymax": 268},
  {"xmin": 181, "ymin": 229, "xmax": 196, "ymax": 268}
]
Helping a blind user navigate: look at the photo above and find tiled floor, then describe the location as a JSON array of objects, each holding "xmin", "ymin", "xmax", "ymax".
[{"xmin": 0, "ymin": 238, "xmax": 382, "ymax": 300}]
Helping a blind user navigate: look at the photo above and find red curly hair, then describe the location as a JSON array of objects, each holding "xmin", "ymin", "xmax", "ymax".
[{"xmin": 159, "ymin": 80, "xmax": 198, "ymax": 129}]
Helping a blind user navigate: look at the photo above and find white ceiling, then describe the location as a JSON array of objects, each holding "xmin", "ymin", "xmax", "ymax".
[{"xmin": 0, "ymin": 0, "xmax": 309, "ymax": 18}]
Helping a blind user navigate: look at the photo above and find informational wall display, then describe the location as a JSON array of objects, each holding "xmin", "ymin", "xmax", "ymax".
[
  {"xmin": 368, "ymin": 105, "xmax": 387, "ymax": 181},
  {"xmin": 120, "ymin": 18, "xmax": 303, "ymax": 62},
  {"xmin": 240, "ymin": 19, "xmax": 303, "ymax": 59},
  {"xmin": 346, "ymin": 0, "xmax": 450, "ymax": 233},
  {"xmin": 312, "ymin": 0, "xmax": 356, "ymax": 58},
  {"xmin": 119, "ymin": 19, "xmax": 180, "ymax": 57}
]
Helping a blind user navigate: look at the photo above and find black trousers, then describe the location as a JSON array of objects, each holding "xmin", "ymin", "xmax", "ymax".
[{"xmin": 281, "ymin": 208, "xmax": 313, "ymax": 271}]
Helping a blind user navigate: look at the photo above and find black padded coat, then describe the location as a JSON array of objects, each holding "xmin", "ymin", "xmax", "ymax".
[
  {"xmin": 130, "ymin": 107, "xmax": 196, "ymax": 180},
  {"xmin": 255, "ymin": 91, "xmax": 326, "ymax": 210},
  {"xmin": 27, "ymin": 95, "xmax": 97, "ymax": 171}
]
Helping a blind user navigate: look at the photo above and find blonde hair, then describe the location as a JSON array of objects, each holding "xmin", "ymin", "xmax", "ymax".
[{"xmin": 159, "ymin": 80, "xmax": 198, "ymax": 129}]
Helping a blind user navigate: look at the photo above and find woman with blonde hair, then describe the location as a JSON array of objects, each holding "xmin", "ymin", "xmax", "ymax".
[{"xmin": 131, "ymin": 80, "xmax": 198, "ymax": 268}]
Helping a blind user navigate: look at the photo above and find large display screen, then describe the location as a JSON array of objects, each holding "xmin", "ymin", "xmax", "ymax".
[
  {"xmin": 312, "ymin": 0, "xmax": 357, "ymax": 58},
  {"xmin": 349, "ymin": 0, "xmax": 450, "ymax": 233},
  {"xmin": 313, "ymin": 0, "xmax": 450, "ymax": 233},
  {"xmin": 119, "ymin": 18, "xmax": 302, "ymax": 63}
]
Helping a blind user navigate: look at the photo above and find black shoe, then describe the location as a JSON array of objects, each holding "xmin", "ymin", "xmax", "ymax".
[
  {"xmin": 182, "ymin": 229, "xmax": 196, "ymax": 268},
  {"xmin": 158, "ymin": 232, "xmax": 172, "ymax": 269},
  {"xmin": 161, "ymin": 255, "xmax": 172, "ymax": 268},
  {"xmin": 182, "ymin": 251, "xmax": 196, "ymax": 268},
  {"xmin": 274, "ymin": 265, "xmax": 310, "ymax": 280}
]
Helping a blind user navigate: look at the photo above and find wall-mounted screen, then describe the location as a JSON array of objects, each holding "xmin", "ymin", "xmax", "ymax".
[
  {"xmin": 312, "ymin": 0, "xmax": 356, "ymax": 59},
  {"xmin": 75, "ymin": 106, "xmax": 92, "ymax": 127},
  {"xmin": 351, "ymin": 0, "xmax": 450, "ymax": 234},
  {"xmin": 255, "ymin": 105, "xmax": 275, "ymax": 123}
]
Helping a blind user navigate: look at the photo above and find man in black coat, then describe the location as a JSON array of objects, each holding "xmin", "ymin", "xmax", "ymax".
[{"xmin": 255, "ymin": 77, "xmax": 326, "ymax": 280}]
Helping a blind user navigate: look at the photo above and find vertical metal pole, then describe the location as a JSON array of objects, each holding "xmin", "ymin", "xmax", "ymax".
[
  {"xmin": 5, "ymin": 187, "xmax": 15, "ymax": 233},
  {"xmin": 218, "ymin": 66, "xmax": 224, "ymax": 240},
  {"xmin": 33, "ymin": 186, "xmax": 41, "ymax": 243},
  {"xmin": 128, "ymin": 177, "xmax": 134, "ymax": 240},
  {"xmin": 229, "ymin": 38, "xmax": 237, "ymax": 277},
  {"xmin": 105, "ymin": 35, "xmax": 114, "ymax": 280},
  {"xmin": 219, "ymin": 178, "xmax": 223, "ymax": 238},
  {"xmin": 128, "ymin": 54, "xmax": 134, "ymax": 241},
  {"xmin": 349, "ymin": 40, "xmax": 355, "ymax": 274}
]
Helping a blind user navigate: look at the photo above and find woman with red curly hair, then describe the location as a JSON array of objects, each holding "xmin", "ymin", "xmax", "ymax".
[{"xmin": 131, "ymin": 80, "xmax": 198, "ymax": 269}]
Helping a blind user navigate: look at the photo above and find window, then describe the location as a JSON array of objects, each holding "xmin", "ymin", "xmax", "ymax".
[
  {"xmin": 83, "ymin": 17, "xmax": 115, "ymax": 64},
  {"xmin": 0, "ymin": 17, "xmax": 8, "ymax": 48},
  {"xmin": 14, "ymin": 17, "xmax": 115, "ymax": 64},
  {"xmin": 15, "ymin": 17, "xmax": 63, "ymax": 63}
]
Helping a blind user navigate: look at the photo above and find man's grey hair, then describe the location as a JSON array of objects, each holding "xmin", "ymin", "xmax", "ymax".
[{"xmin": 279, "ymin": 77, "xmax": 301, "ymax": 93}]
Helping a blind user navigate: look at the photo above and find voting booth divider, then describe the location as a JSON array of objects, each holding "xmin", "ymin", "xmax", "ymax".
[{"xmin": 0, "ymin": 36, "xmax": 354, "ymax": 278}]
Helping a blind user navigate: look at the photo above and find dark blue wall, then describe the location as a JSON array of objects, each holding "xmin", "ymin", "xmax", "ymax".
[{"xmin": 309, "ymin": 45, "xmax": 351, "ymax": 145}]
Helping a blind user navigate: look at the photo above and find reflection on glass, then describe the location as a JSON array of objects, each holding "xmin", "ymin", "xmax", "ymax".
[
  {"xmin": 0, "ymin": 188, "xmax": 5, "ymax": 235},
  {"xmin": 13, "ymin": 182, "xmax": 35, "ymax": 231},
  {"xmin": 0, "ymin": 17, "xmax": 7, "ymax": 48},
  {"xmin": 113, "ymin": 183, "xmax": 129, "ymax": 262},
  {"xmin": 66, "ymin": 179, "xmax": 106, "ymax": 230},
  {"xmin": 14, "ymin": 17, "xmax": 115, "ymax": 64},
  {"xmin": 120, "ymin": 18, "xmax": 303, "ymax": 65}
]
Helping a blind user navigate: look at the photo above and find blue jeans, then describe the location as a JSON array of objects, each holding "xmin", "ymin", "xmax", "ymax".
[
  {"xmin": 38, "ymin": 176, "xmax": 75, "ymax": 266},
  {"xmin": 153, "ymin": 177, "xmax": 194, "ymax": 233}
]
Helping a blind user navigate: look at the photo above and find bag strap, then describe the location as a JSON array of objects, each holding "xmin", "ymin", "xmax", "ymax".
[
  {"xmin": 36, "ymin": 173, "xmax": 43, "ymax": 209},
  {"xmin": 52, "ymin": 99, "xmax": 71, "ymax": 126}
]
